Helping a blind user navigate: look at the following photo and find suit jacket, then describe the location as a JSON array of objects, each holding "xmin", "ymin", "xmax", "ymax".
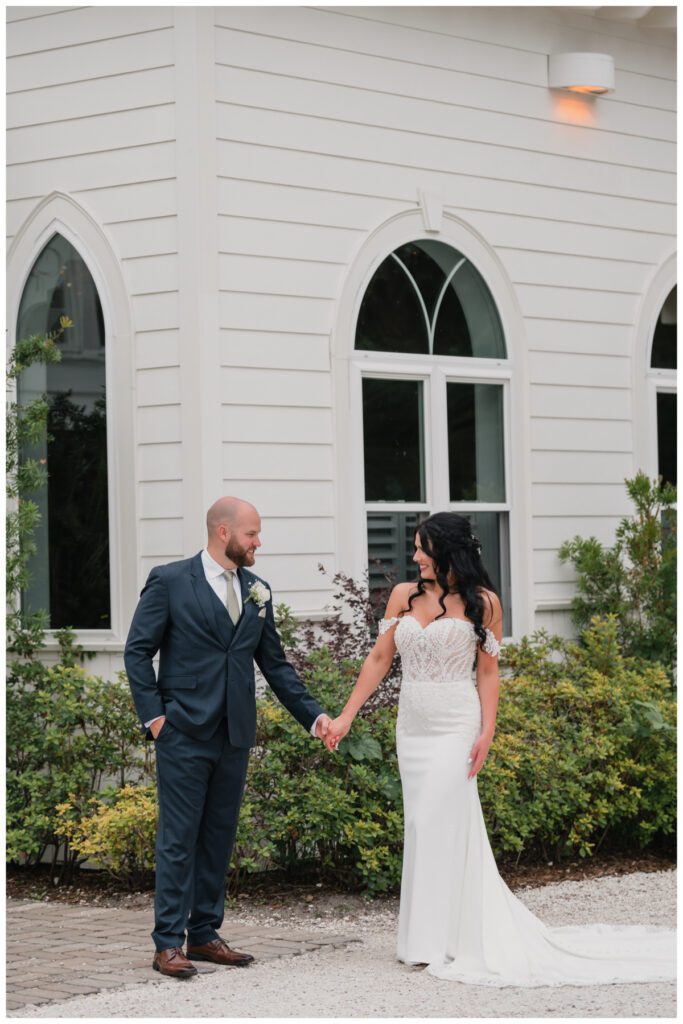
[{"xmin": 124, "ymin": 552, "xmax": 325, "ymax": 748}]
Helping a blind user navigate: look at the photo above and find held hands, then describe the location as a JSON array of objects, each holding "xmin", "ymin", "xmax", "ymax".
[
  {"xmin": 314, "ymin": 714, "xmax": 332, "ymax": 743},
  {"xmin": 324, "ymin": 714, "xmax": 352, "ymax": 752},
  {"xmin": 467, "ymin": 731, "xmax": 494, "ymax": 779}
]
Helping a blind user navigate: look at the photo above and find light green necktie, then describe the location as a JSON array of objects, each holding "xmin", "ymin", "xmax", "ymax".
[{"xmin": 223, "ymin": 570, "xmax": 240, "ymax": 625}]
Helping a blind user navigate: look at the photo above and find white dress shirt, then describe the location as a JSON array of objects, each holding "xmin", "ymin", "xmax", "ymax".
[{"xmin": 146, "ymin": 549, "xmax": 324, "ymax": 738}]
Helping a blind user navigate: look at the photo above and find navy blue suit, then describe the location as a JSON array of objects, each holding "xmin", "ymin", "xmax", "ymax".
[{"xmin": 124, "ymin": 552, "xmax": 325, "ymax": 950}]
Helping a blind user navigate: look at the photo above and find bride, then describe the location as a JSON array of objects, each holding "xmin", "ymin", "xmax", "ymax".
[{"xmin": 325, "ymin": 512, "xmax": 675, "ymax": 987}]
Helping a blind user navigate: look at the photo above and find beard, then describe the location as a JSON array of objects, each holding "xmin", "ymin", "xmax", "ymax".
[{"xmin": 224, "ymin": 537, "xmax": 254, "ymax": 567}]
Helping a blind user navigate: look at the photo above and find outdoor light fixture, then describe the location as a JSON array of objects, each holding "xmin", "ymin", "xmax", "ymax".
[{"xmin": 548, "ymin": 52, "xmax": 615, "ymax": 94}]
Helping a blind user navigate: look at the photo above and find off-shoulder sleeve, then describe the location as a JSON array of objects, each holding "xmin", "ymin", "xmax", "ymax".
[
  {"xmin": 481, "ymin": 627, "xmax": 501, "ymax": 657},
  {"xmin": 378, "ymin": 616, "xmax": 400, "ymax": 636}
]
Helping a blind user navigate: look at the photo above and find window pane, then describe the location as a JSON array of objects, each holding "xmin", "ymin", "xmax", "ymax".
[
  {"xmin": 460, "ymin": 511, "xmax": 511, "ymax": 636},
  {"xmin": 657, "ymin": 391, "xmax": 676, "ymax": 486},
  {"xmin": 651, "ymin": 287, "xmax": 676, "ymax": 369},
  {"xmin": 447, "ymin": 382, "xmax": 505, "ymax": 502},
  {"xmin": 367, "ymin": 510, "xmax": 429, "ymax": 592},
  {"xmin": 16, "ymin": 233, "xmax": 111, "ymax": 629},
  {"xmin": 355, "ymin": 240, "xmax": 506, "ymax": 359},
  {"xmin": 363, "ymin": 378, "xmax": 425, "ymax": 502}
]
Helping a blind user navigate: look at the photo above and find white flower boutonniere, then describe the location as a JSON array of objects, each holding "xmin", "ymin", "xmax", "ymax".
[{"xmin": 245, "ymin": 581, "xmax": 270, "ymax": 609}]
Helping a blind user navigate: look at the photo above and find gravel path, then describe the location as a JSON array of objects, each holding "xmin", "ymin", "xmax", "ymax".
[{"xmin": 19, "ymin": 871, "xmax": 676, "ymax": 1018}]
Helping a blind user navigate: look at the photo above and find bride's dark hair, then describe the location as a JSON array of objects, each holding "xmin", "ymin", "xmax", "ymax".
[{"xmin": 403, "ymin": 512, "xmax": 500, "ymax": 649}]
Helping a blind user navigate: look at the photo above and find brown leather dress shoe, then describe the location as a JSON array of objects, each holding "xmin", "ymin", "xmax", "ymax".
[
  {"xmin": 186, "ymin": 937, "xmax": 254, "ymax": 966},
  {"xmin": 153, "ymin": 946, "xmax": 198, "ymax": 978}
]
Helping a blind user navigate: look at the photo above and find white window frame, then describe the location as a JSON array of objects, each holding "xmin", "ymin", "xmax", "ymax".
[
  {"xmin": 332, "ymin": 211, "xmax": 532, "ymax": 639},
  {"xmin": 7, "ymin": 191, "xmax": 136, "ymax": 651}
]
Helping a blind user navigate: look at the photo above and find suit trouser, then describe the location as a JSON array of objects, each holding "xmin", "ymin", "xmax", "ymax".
[{"xmin": 152, "ymin": 717, "xmax": 249, "ymax": 951}]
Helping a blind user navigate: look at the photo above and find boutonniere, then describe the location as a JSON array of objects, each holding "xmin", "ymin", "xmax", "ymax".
[{"xmin": 245, "ymin": 581, "xmax": 270, "ymax": 609}]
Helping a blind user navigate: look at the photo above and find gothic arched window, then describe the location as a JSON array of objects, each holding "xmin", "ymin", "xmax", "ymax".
[{"xmin": 16, "ymin": 233, "xmax": 111, "ymax": 629}]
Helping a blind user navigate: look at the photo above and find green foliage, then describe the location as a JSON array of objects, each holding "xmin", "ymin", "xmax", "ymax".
[
  {"xmin": 232, "ymin": 646, "xmax": 403, "ymax": 895},
  {"xmin": 559, "ymin": 473, "xmax": 676, "ymax": 674},
  {"xmin": 56, "ymin": 784, "xmax": 158, "ymax": 890},
  {"xmin": 484, "ymin": 616, "xmax": 676, "ymax": 862},
  {"xmin": 6, "ymin": 629, "xmax": 150, "ymax": 877}
]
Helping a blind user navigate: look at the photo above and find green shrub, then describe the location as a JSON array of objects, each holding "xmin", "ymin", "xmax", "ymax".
[
  {"xmin": 559, "ymin": 473, "xmax": 676, "ymax": 674},
  {"xmin": 56, "ymin": 784, "xmax": 157, "ymax": 889}
]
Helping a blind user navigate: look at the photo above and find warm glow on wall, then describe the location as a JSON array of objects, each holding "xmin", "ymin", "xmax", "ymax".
[{"xmin": 548, "ymin": 52, "xmax": 615, "ymax": 95}]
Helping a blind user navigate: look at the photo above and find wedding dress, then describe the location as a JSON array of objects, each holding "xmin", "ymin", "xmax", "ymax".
[{"xmin": 380, "ymin": 614, "xmax": 676, "ymax": 987}]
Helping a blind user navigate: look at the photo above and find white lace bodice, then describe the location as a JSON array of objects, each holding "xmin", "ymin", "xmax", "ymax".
[{"xmin": 379, "ymin": 615, "xmax": 500, "ymax": 737}]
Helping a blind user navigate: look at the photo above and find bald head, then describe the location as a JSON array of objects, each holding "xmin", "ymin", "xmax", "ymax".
[{"xmin": 206, "ymin": 496, "xmax": 262, "ymax": 569}]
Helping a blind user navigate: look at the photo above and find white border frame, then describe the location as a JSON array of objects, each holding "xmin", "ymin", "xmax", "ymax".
[
  {"xmin": 7, "ymin": 191, "xmax": 137, "ymax": 648},
  {"xmin": 331, "ymin": 210, "xmax": 532, "ymax": 638}
]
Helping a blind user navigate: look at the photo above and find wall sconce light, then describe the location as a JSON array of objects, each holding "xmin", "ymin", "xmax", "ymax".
[{"xmin": 548, "ymin": 52, "xmax": 615, "ymax": 95}]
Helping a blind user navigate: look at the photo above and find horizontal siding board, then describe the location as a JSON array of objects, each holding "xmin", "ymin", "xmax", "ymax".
[
  {"xmin": 139, "ymin": 518, "xmax": 184, "ymax": 558},
  {"xmin": 214, "ymin": 28, "xmax": 675, "ymax": 140},
  {"xmin": 123, "ymin": 253, "xmax": 179, "ymax": 296},
  {"xmin": 217, "ymin": 211, "xmax": 363, "ymax": 263},
  {"xmin": 7, "ymin": 142, "xmax": 176, "ymax": 200},
  {"xmin": 7, "ymin": 6, "xmax": 174, "ymax": 56},
  {"xmin": 497, "ymin": 250, "xmax": 650, "ymax": 294},
  {"xmin": 533, "ymin": 550, "xmax": 577, "ymax": 584},
  {"xmin": 106, "ymin": 217, "xmax": 177, "ymax": 260},
  {"xmin": 139, "ymin": 442, "xmax": 183, "ymax": 482},
  {"xmin": 139, "ymin": 480, "xmax": 184, "ymax": 519},
  {"xmin": 80, "ymin": 179, "xmax": 177, "ymax": 224},
  {"xmin": 529, "ymin": 351, "xmax": 631, "ymax": 389},
  {"xmin": 136, "ymin": 367, "xmax": 181, "ymax": 407},
  {"xmin": 219, "ymin": 252, "xmax": 342, "ymax": 300},
  {"xmin": 531, "ymin": 450, "xmax": 634, "ymax": 484},
  {"xmin": 517, "ymin": 286, "xmax": 639, "ymax": 326},
  {"xmin": 532, "ymin": 483, "xmax": 633, "ymax": 517},
  {"xmin": 215, "ymin": 68, "xmax": 675, "ymax": 174},
  {"xmin": 219, "ymin": 330, "xmax": 330, "ymax": 372},
  {"xmin": 534, "ymin": 581, "xmax": 577, "ymax": 603},
  {"xmin": 134, "ymin": 330, "xmax": 181, "ymax": 371},
  {"xmin": 7, "ymin": 66, "xmax": 175, "ymax": 129},
  {"xmin": 245, "ymin": 553, "xmax": 335, "ymax": 591},
  {"xmin": 222, "ymin": 405, "xmax": 333, "ymax": 444},
  {"xmin": 6, "ymin": 8, "xmax": 83, "ymax": 22},
  {"xmin": 137, "ymin": 404, "xmax": 182, "ymax": 445},
  {"xmin": 219, "ymin": 479, "xmax": 335, "ymax": 518},
  {"xmin": 216, "ymin": 104, "xmax": 674, "ymax": 205},
  {"xmin": 530, "ymin": 385, "xmax": 631, "ymax": 422},
  {"xmin": 8, "ymin": 105, "xmax": 175, "ymax": 165},
  {"xmin": 218, "ymin": 290, "xmax": 334, "ymax": 335},
  {"xmin": 524, "ymin": 320, "xmax": 632, "ymax": 357},
  {"xmin": 532, "ymin": 515, "xmax": 621, "ymax": 548},
  {"xmin": 530, "ymin": 418, "xmax": 632, "ymax": 452},
  {"xmin": 258, "ymin": 516, "xmax": 335, "ymax": 553},
  {"xmin": 222, "ymin": 442, "xmax": 334, "ymax": 481},
  {"xmin": 221, "ymin": 368, "xmax": 331, "ymax": 408},
  {"xmin": 131, "ymin": 291, "xmax": 179, "ymax": 332},
  {"xmin": 7, "ymin": 27, "xmax": 175, "ymax": 92}
]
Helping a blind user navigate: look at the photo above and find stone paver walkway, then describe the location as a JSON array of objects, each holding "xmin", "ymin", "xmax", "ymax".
[{"xmin": 6, "ymin": 899, "xmax": 356, "ymax": 1015}]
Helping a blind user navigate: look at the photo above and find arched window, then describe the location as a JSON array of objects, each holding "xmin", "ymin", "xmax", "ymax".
[
  {"xmin": 355, "ymin": 239, "xmax": 511, "ymax": 633},
  {"xmin": 16, "ymin": 233, "xmax": 111, "ymax": 629},
  {"xmin": 650, "ymin": 286, "xmax": 676, "ymax": 487}
]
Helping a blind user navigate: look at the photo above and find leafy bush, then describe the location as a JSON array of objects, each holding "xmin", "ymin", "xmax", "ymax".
[
  {"xmin": 56, "ymin": 784, "xmax": 158, "ymax": 889},
  {"xmin": 485, "ymin": 616, "xmax": 676, "ymax": 862},
  {"xmin": 559, "ymin": 473, "xmax": 676, "ymax": 674},
  {"xmin": 6, "ymin": 629, "xmax": 150, "ymax": 879}
]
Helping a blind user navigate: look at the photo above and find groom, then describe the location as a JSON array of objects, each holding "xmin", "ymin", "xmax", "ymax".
[{"xmin": 125, "ymin": 497, "xmax": 330, "ymax": 978}]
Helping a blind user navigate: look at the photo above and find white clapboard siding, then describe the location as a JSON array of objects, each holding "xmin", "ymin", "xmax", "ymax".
[
  {"xmin": 221, "ymin": 367, "xmax": 331, "ymax": 408},
  {"xmin": 530, "ymin": 419, "xmax": 633, "ymax": 453},
  {"xmin": 532, "ymin": 515, "xmax": 626, "ymax": 550},
  {"xmin": 529, "ymin": 351, "xmax": 632, "ymax": 389},
  {"xmin": 221, "ymin": 480, "xmax": 335, "ymax": 519},
  {"xmin": 525, "ymin": 320, "xmax": 633, "ymax": 358},
  {"xmin": 139, "ymin": 481, "xmax": 184, "ymax": 521},
  {"xmin": 222, "ymin": 442, "xmax": 334, "ymax": 481},
  {"xmin": 498, "ymin": 250, "xmax": 651, "ymax": 295},
  {"xmin": 136, "ymin": 367, "xmax": 181, "ymax": 407},
  {"xmin": 219, "ymin": 330, "xmax": 330, "ymax": 372},
  {"xmin": 6, "ymin": 8, "xmax": 78, "ymax": 22},
  {"xmin": 78, "ymin": 179, "xmax": 177, "ymax": 226},
  {"xmin": 247, "ymin": 554, "xmax": 335, "ymax": 593},
  {"xmin": 123, "ymin": 254, "xmax": 179, "ymax": 297},
  {"xmin": 213, "ymin": 27, "xmax": 675, "ymax": 139},
  {"xmin": 530, "ymin": 385, "xmax": 631, "ymax": 422},
  {"xmin": 217, "ymin": 212, "xmax": 364, "ymax": 264},
  {"xmin": 268, "ymin": 589, "xmax": 334, "ymax": 613},
  {"xmin": 533, "ymin": 550, "xmax": 578, "ymax": 584},
  {"xmin": 219, "ymin": 253, "xmax": 342, "ymax": 301},
  {"xmin": 137, "ymin": 405, "xmax": 182, "ymax": 445},
  {"xmin": 517, "ymin": 286, "xmax": 640, "ymax": 326},
  {"xmin": 532, "ymin": 483, "xmax": 633, "ymax": 518},
  {"xmin": 105, "ymin": 217, "xmax": 178, "ymax": 260},
  {"xmin": 7, "ymin": 6, "xmax": 174, "ymax": 56},
  {"xmin": 7, "ymin": 66, "xmax": 176, "ymax": 129},
  {"xmin": 222, "ymin": 404, "xmax": 333, "ymax": 445},
  {"xmin": 534, "ymin": 581, "xmax": 577, "ymax": 604},
  {"xmin": 258, "ymin": 516, "xmax": 336, "ymax": 553},
  {"xmin": 135, "ymin": 330, "xmax": 181, "ymax": 371},
  {"xmin": 139, "ymin": 442, "xmax": 183, "ymax": 483},
  {"xmin": 218, "ymin": 291, "xmax": 333, "ymax": 336},
  {"xmin": 131, "ymin": 292, "xmax": 179, "ymax": 333},
  {"xmin": 139, "ymin": 518, "xmax": 184, "ymax": 557},
  {"xmin": 531, "ymin": 451, "xmax": 634, "ymax": 485}
]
